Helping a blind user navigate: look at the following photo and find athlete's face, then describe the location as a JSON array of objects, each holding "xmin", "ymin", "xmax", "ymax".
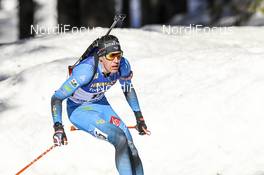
[{"xmin": 100, "ymin": 51, "xmax": 122, "ymax": 73}]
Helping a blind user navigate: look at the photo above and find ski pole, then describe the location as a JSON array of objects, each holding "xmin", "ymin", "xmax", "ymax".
[
  {"xmin": 16, "ymin": 145, "xmax": 56, "ymax": 175},
  {"xmin": 127, "ymin": 126, "xmax": 151, "ymax": 135},
  {"xmin": 70, "ymin": 125, "xmax": 151, "ymax": 135},
  {"xmin": 70, "ymin": 125, "xmax": 136, "ymax": 131},
  {"xmin": 127, "ymin": 125, "xmax": 136, "ymax": 129}
]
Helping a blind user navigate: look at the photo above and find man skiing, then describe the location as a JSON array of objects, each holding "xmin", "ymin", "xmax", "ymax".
[{"xmin": 51, "ymin": 35, "xmax": 148, "ymax": 175}]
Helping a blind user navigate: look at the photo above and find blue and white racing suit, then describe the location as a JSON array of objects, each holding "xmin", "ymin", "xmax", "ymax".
[{"xmin": 51, "ymin": 56, "xmax": 144, "ymax": 175}]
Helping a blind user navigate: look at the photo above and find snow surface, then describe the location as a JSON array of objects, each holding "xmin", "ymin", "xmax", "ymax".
[
  {"xmin": 1, "ymin": 27, "xmax": 264, "ymax": 175},
  {"xmin": 0, "ymin": 0, "xmax": 18, "ymax": 43}
]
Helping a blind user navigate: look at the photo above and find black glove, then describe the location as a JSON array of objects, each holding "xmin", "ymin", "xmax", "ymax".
[
  {"xmin": 53, "ymin": 122, "xmax": 68, "ymax": 146},
  {"xmin": 134, "ymin": 111, "xmax": 148, "ymax": 135}
]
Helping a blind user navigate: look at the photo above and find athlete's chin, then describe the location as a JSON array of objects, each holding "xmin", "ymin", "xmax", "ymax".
[
  {"xmin": 111, "ymin": 69, "xmax": 119, "ymax": 73},
  {"xmin": 111, "ymin": 66, "xmax": 119, "ymax": 73}
]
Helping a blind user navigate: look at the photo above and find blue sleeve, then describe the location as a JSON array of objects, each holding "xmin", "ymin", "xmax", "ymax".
[
  {"xmin": 51, "ymin": 63, "xmax": 94, "ymax": 124},
  {"xmin": 119, "ymin": 58, "xmax": 141, "ymax": 112}
]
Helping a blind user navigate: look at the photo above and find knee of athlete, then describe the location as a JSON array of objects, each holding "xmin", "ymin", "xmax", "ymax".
[{"xmin": 112, "ymin": 129, "xmax": 128, "ymax": 150}]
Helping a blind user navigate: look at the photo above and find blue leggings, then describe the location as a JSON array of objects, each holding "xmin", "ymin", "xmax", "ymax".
[{"xmin": 67, "ymin": 98, "xmax": 144, "ymax": 175}]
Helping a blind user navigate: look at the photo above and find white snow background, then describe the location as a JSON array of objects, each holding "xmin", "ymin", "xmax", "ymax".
[{"xmin": 1, "ymin": 27, "xmax": 264, "ymax": 175}]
